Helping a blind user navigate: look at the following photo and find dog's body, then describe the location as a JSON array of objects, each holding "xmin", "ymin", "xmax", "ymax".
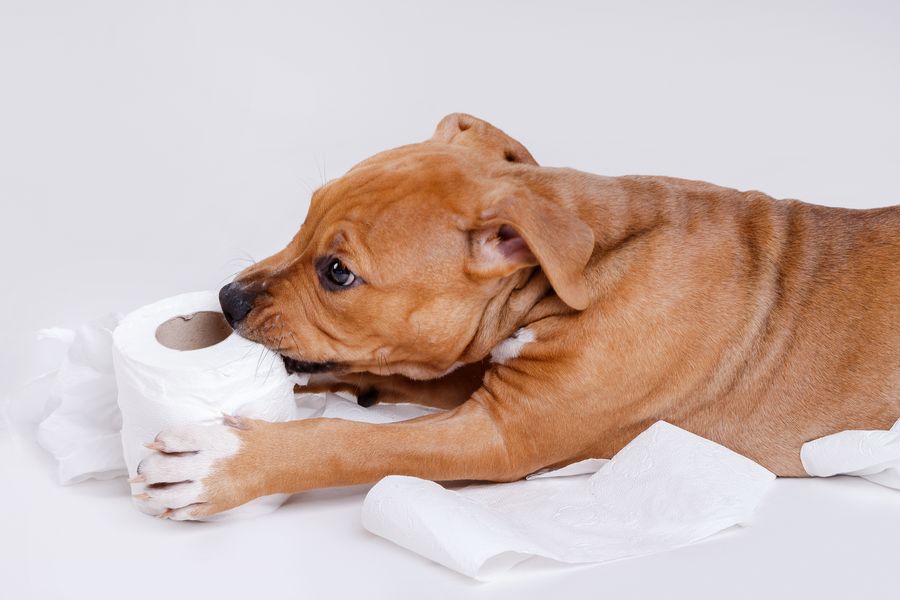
[{"xmin": 136, "ymin": 114, "xmax": 900, "ymax": 520}]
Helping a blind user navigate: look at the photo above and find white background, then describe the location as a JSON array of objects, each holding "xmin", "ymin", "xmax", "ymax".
[{"xmin": 1, "ymin": 1, "xmax": 898, "ymax": 598}]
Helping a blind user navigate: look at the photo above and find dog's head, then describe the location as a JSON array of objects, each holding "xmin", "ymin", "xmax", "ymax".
[{"xmin": 221, "ymin": 114, "xmax": 594, "ymax": 379}]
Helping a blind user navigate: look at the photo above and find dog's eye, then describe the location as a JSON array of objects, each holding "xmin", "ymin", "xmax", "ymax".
[
  {"xmin": 326, "ymin": 258, "xmax": 356, "ymax": 287},
  {"xmin": 316, "ymin": 255, "xmax": 362, "ymax": 291}
]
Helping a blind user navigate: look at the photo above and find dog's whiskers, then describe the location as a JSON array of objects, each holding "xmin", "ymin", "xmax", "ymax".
[
  {"xmin": 287, "ymin": 326, "xmax": 301, "ymax": 360},
  {"xmin": 254, "ymin": 318, "xmax": 279, "ymax": 377},
  {"xmin": 262, "ymin": 316, "xmax": 287, "ymax": 383},
  {"xmin": 377, "ymin": 349, "xmax": 391, "ymax": 378},
  {"xmin": 311, "ymin": 153, "xmax": 326, "ymax": 187}
]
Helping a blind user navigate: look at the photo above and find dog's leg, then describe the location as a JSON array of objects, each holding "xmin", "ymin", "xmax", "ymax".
[
  {"xmin": 295, "ymin": 360, "xmax": 489, "ymax": 410},
  {"xmin": 135, "ymin": 391, "xmax": 536, "ymax": 519}
]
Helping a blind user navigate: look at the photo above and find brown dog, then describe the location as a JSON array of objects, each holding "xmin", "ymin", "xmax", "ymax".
[{"xmin": 135, "ymin": 114, "xmax": 900, "ymax": 520}]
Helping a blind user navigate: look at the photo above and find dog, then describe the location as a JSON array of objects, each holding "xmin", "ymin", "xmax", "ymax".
[{"xmin": 134, "ymin": 113, "xmax": 900, "ymax": 520}]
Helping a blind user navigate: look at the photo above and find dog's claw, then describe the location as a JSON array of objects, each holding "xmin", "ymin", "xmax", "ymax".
[
  {"xmin": 144, "ymin": 441, "xmax": 166, "ymax": 451},
  {"xmin": 128, "ymin": 474, "xmax": 146, "ymax": 484},
  {"xmin": 158, "ymin": 508, "xmax": 174, "ymax": 519},
  {"xmin": 223, "ymin": 414, "xmax": 247, "ymax": 430},
  {"xmin": 132, "ymin": 492, "xmax": 150, "ymax": 501}
]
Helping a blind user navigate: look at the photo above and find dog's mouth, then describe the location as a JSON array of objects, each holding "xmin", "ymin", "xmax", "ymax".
[{"xmin": 281, "ymin": 355, "xmax": 342, "ymax": 375}]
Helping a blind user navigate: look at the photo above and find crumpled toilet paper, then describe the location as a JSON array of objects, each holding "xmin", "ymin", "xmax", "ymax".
[
  {"xmin": 801, "ymin": 417, "xmax": 900, "ymax": 490},
  {"xmin": 35, "ymin": 315, "xmax": 128, "ymax": 484},
  {"xmin": 361, "ymin": 421, "xmax": 776, "ymax": 580}
]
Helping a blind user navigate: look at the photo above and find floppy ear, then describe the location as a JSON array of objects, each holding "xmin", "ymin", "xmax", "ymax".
[
  {"xmin": 466, "ymin": 190, "xmax": 595, "ymax": 310},
  {"xmin": 431, "ymin": 113, "xmax": 538, "ymax": 166}
]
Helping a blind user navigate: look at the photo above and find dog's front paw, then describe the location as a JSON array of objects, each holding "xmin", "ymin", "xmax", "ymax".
[{"xmin": 131, "ymin": 416, "xmax": 268, "ymax": 520}]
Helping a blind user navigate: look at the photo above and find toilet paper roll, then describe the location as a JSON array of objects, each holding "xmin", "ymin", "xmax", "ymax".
[{"xmin": 113, "ymin": 291, "xmax": 299, "ymax": 519}]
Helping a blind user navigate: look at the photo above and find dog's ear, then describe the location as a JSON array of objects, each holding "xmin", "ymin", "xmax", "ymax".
[
  {"xmin": 466, "ymin": 190, "xmax": 594, "ymax": 310},
  {"xmin": 431, "ymin": 113, "xmax": 538, "ymax": 166}
]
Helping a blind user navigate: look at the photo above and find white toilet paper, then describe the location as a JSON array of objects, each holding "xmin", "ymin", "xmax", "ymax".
[
  {"xmin": 801, "ymin": 417, "xmax": 900, "ymax": 490},
  {"xmin": 525, "ymin": 458, "xmax": 609, "ymax": 480},
  {"xmin": 35, "ymin": 315, "xmax": 128, "ymax": 484},
  {"xmin": 113, "ymin": 291, "xmax": 299, "ymax": 518},
  {"xmin": 362, "ymin": 421, "xmax": 776, "ymax": 580}
]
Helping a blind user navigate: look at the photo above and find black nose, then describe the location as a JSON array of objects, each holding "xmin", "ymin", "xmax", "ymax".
[{"xmin": 219, "ymin": 282, "xmax": 256, "ymax": 327}]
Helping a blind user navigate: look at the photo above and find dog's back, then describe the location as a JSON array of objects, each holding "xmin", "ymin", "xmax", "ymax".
[
  {"xmin": 777, "ymin": 202, "xmax": 900, "ymax": 427},
  {"xmin": 627, "ymin": 180, "xmax": 900, "ymax": 473}
]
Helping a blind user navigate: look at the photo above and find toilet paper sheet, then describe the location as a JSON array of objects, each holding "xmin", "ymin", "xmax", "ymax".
[
  {"xmin": 801, "ymin": 417, "xmax": 900, "ymax": 490},
  {"xmin": 362, "ymin": 421, "xmax": 776, "ymax": 580},
  {"xmin": 35, "ymin": 315, "xmax": 128, "ymax": 484}
]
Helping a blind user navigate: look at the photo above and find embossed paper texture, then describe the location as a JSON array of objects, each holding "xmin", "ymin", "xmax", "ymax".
[{"xmin": 362, "ymin": 421, "xmax": 777, "ymax": 580}]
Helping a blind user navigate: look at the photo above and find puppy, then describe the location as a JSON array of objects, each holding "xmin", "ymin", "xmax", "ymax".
[{"xmin": 137, "ymin": 113, "xmax": 899, "ymax": 520}]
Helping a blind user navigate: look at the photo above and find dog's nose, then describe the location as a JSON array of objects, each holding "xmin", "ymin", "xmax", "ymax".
[{"xmin": 219, "ymin": 282, "xmax": 256, "ymax": 327}]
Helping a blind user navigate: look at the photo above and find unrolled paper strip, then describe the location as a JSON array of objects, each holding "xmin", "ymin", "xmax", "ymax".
[
  {"xmin": 113, "ymin": 291, "xmax": 299, "ymax": 519},
  {"xmin": 361, "ymin": 421, "xmax": 776, "ymax": 580},
  {"xmin": 801, "ymin": 417, "xmax": 900, "ymax": 490}
]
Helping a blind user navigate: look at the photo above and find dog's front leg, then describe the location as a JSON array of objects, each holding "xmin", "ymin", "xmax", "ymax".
[{"xmin": 135, "ymin": 392, "xmax": 531, "ymax": 520}]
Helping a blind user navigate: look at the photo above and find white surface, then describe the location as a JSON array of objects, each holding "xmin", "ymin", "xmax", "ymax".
[
  {"xmin": 362, "ymin": 422, "xmax": 776, "ymax": 580},
  {"xmin": 1, "ymin": 1, "xmax": 899, "ymax": 598}
]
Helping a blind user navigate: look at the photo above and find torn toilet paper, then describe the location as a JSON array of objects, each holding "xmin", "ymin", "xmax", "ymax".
[
  {"xmin": 801, "ymin": 417, "xmax": 900, "ymax": 490},
  {"xmin": 362, "ymin": 421, "xmax": 776, "ymax": 580},
  {"xmin": 36, "ymin": 315, "xmax": 127, "ymax": 484}
]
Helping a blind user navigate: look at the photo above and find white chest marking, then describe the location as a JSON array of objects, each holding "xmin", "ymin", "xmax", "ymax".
[{"xmin": 490, "ymin": 328, "xmax": 536, "ymax": 364}]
